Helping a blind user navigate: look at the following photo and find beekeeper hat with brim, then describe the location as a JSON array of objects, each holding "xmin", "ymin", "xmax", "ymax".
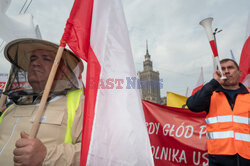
[{"xmin": 4, "ymin": 38, "xmax": 83, "ymax": 76}]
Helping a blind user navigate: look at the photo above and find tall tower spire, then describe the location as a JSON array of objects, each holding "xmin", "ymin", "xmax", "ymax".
[
  {"xmin": 145, "ymin": 40, "xmax": 150, "ymax": 61},
  {"xmin": 138, "ymin": 41, "xmax": 161, "ymax": 104},
  {"xmin": 146, "ymin": 40, "xmax": 149, "ymax": 54},
  {"xmin": 143, "ymin": 40, "xmax": 152, "ymax": 71}
]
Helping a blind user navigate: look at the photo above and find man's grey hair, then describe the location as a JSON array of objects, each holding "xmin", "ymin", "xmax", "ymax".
[{"xmin": 220, "ymin": 58, "xmax": 239, "ymax": 70}]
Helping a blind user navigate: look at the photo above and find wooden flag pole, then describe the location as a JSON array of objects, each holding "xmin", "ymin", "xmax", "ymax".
[{"xmin": 29, "ymin": 46, "xmax": 65, "ymax": 139}]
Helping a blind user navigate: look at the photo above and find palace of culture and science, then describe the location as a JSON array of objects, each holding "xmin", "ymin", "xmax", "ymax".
[{"xmin": 138, "ymin": 42, "xmax": 166, "ymax": 105}]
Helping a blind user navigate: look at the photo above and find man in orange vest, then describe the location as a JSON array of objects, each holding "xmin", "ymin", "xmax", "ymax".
[{"xmin": 187, "ymin": 59, "xmax": 250, "ymax": 166}]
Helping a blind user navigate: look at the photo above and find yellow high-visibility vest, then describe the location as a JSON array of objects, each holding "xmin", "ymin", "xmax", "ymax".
[
  {"xmin": 0, "ymin": 89, "xmax": 83, "ymax": 143},
  {"xmin": 65, "ymin": 89, "xmax": 83, "ymax": 143}
]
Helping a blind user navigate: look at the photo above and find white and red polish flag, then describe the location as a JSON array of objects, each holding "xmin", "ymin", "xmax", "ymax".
[
  {"xmin": 191, "ymin": 67, "xmax": 204, "ymax": 95},
  {"xmin": 239, "ymin": 14, "xmax": 250, "ymax": 88},
  {"xmin": 239, "ymin": 37, "xmax": 250, "ymax": 87},
  {"xmin": 61, "ymin": 0, "xmax": 154, "ymax": 165}
]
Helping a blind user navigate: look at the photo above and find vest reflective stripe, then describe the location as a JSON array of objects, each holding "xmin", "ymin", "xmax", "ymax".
[
  {"xmin": 233, "ymin": 116, "xmax": 250, "ymax": 125},
  {"xmin": 207, "ymin": 131, "xmax": 250, "ymax": 142},
  {"xmin": 205, "ymin": 115, "xmax": 249, "ymax": 125},
  {"xmin": 64, "ymin": 89, "xmax": 83, "ymax": 143},
  {"xmin": 207, "ymin": 90, "xmax": 250, "ymax": 158},
  {"xmin": 207, "ymin": 131, "xmax": 234, "ymax": 139},
  {"xmin": 235, "ymin": 133, "xmax": 250, "ymax": 142},
  {"xmin": 205, "ymin": 115, "xmax": 232, "ymax": 124}
]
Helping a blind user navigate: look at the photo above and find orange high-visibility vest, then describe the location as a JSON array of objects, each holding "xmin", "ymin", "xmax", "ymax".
[{"xmin": 206, "ymin": 88, "xmax": 250, "ymax": 159}]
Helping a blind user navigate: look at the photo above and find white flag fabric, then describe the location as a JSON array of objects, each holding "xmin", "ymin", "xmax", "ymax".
[
  {"xmin": 191, "ymin": 67, "xmax": 204, "ymax": 95},
  {"xmin": 230, "ymin": 49, "xmax": 236, "ymax": 61},
  {"xmin": 61, "ymin": 0, "xmax": 154, "ymax": 165},
  {"xmin": 87, "ymin": 0, "xmax": 154, "ymax": 165}
]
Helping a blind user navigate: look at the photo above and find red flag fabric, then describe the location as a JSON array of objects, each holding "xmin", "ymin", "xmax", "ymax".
[
  {"xmin": 60, "ymin": 0, "xmax": 93, "ymax": 61},
  {"xmin": 0, "ymin": 73, "xmax": 8, "ymax": 90},
  {"xmin": 191, "ymin": 85, "xmax": 203, "ymax": 96},
  {"xmin": 0, "ymin": 73, "xmax": 29, "ymax": 91},
  {"xmin": 239, "ymin": 36, "xmax": 250, "ymax": 87},
  {"xmin": 143, "ymin": 100, "xmax": 208, "ymax": 166},
  {"xmin": 61, "ymin": 1, "xmax": 97, "ymax": 164},
  {"xmin": 61, "ymin": 0, "xmax": 154, "ymax": 165}
]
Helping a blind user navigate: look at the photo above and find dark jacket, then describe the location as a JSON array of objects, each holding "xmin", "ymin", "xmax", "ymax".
[{"xmin": 186, "ymin": 79, "xmax": 249, "ymax": 113}]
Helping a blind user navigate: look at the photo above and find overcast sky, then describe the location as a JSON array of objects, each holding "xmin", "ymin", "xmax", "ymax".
[{"xmin": 1, "ymin": 0, "xmax": 250, "ymax": 96}]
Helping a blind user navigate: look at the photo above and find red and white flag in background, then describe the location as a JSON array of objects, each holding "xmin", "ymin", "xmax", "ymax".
[
  {"xmin": 239, "ymin": 14, "xmax": 250, "ymax": 88},
  {"xmin": 230, "ymin": 49, "xmax": 236, "ymax": 61},
  {"xmin": 61, "ymin": 0, "xmax": 154, "ymax": 165},
  {"xmin": 239, "ymin": 37, "xmax": 250, "ymax": 87},
  {"xmin": 191, "ymin": 67, "xmax": 204, "ymax": 95}
]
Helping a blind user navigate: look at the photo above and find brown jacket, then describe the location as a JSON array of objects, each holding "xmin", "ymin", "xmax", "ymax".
[{"xmin": 0, "ymin": 94, "xmax": 84, "ymax": 166}]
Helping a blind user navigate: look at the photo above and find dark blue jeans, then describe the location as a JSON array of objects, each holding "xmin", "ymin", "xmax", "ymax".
[{"xmin": 209, "ymin": 154, "xmax": 250, "ymax": 166}]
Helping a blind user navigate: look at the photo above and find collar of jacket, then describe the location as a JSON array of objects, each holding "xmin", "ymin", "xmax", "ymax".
[{"xmin": 215, "ymin": 82, "xmax": 249, "ymax": 94}]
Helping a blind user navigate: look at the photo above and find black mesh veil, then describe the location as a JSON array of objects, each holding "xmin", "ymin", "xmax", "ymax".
[{"xmin": 3, "ymin": 38, "xmax": 83, "ymax": 105}]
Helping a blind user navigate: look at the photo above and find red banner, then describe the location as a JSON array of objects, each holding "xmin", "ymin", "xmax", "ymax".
[
  {"xmin": 143, "ymin": 100, "xmax": 208, "ymax": 166},
  {"xmin": 0, "ymin": 73, "xmax": 30, "ymax": 91},
  {"xmin": 0, "ymin": 82, "xmax": 30, "ymax": 90},
  {"xmin": 0, "ymin": 73, "xmax": 8, "ymax": 90}
]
